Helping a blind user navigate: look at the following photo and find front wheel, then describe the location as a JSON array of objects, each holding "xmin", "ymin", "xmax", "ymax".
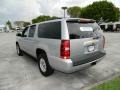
[
  {"xmin": 16, "ymin": 44, "xmax": 23, "ymax": 56},
  {"xmin": 38, "ymin": 54, "xmax": 54, "ymax": 77}
]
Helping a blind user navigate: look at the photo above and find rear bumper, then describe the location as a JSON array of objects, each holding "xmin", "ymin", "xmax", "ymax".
[{"xmin": 48, "ymin": 52, "xmax": 106, "ymax": 73}]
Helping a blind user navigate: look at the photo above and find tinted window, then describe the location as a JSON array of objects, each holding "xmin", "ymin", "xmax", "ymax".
[
  {"xmin": 107, "ymin": 24, "xmax": 113, "ymax": 31},
  {"xmin": 100, "ymin": 25, "xmax": 105, "ymax": 30},
  {"xmin": 38, "ymin": 21, "xmax": 61, "ymax": 39},
  {"xmin": 22, "ymin": 27, "xmax": 29, "ymax": 37},
  {"xmin": 67, "ymin": 22, "xmax": 101, "ymax": 39},
  {"xmin": 28, "ymin": 25, "xmax": 36, "ymax": 37},
  {"xmin": 116, "ymin": 24, "xmax": 120, "ymax": 28}
]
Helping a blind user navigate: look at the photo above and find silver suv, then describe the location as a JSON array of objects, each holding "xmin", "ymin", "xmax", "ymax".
[{"xmin": 16, "ymin": 18, "xmax": 106, "ymax": 76}]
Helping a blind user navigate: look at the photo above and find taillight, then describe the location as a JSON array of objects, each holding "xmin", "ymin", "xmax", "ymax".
[
  {"xmin": 103, "ymin": 36, "xmax": 105, "ymax": 48},
  {"xmin": 60, "ymin": 40, "xmax": 70, "ymax": 59}
]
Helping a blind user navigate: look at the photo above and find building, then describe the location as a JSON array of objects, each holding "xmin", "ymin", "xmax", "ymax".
[
  {"xmin": 14, "ymin": 21, "xmax": 25, "ymax": 29},
  {"xmin": 0, "ymin": 24, "xmax": 11, "ymax": 32},
  {"xmin": 13, "ymin": 21, "xmax": 31, "ymax": 31},
  {"xmin": 0, "ymin": 25, "xmax": 6, "ymax": 32}
]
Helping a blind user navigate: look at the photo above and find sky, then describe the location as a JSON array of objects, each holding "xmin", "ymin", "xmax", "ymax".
[{"xmin": 0, "ymin": 0, "xmax": 120, "ymax": 24}]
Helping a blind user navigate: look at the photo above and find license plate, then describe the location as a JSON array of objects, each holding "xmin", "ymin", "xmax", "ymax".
[{"xmin": 88, "ymin": 45, "xmax": 95, "ymax": 52}]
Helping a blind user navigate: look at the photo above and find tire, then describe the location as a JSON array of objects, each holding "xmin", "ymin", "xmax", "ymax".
[
  {"xmin": 38, "ymin": 53, "xmax": 54, "ymax": 77},
  {"xmin": 16, "ymin": 44, "xmax": 23, "ymax": 56}
]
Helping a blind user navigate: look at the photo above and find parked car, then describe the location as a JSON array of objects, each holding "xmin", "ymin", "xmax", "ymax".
[
  {"xmin": 100, "ymin": 23, "xmax": 108, "ymax": 32},
  {"xmin": 100, "ymin": 22, "xmax": 120, "ymax": 32},
  {"xmin": 16, "ymin": 18, "xmax": 106, "ymax": 76},
  {"xmin": 113, "ymin": 22, "xmax": 120, "ymax": 32},
  {"xmin": 16, "ymin": 27, "xmax": 22, "ymax": 32},
  {"xmin": 106, "ymin": 23, "xmax": 114, "ymax": 32}
]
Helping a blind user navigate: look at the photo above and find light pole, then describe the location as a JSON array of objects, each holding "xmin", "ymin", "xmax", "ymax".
[{"xmin": 61, "ymin": 7, "xmax": 67, "ymax": 18}]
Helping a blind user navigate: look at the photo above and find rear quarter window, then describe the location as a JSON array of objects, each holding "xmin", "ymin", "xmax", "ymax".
[{"xmin": 38, "ymin": 21, "xmax": 61, "ymax": 39}]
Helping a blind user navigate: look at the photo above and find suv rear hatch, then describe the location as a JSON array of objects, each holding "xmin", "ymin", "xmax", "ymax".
[{"xmin": 67, "ymin": 19, "xmax": 105, "ymax": 66}]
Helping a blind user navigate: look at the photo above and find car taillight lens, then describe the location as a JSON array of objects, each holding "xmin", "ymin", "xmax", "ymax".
[
  {"xmin": 60, "ymin": 40, "xmax": 70, "ymax": 59},
  {"xmin": 103, "ymin": 36, "xmax": 105, "ymax": 48}
]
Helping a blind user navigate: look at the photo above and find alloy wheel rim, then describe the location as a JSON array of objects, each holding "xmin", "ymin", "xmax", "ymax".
[
  {"xmin": 40, "ymin": 58, "xmax": 46, "ymax": 72},
  {"xmin": 16, "ymin": 45, "xmax": 20, "ymax": 54}
]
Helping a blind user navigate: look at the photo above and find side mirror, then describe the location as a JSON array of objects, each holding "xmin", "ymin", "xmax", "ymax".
[{"xmin": 16, "ymin": 33, "xmax": 22, "ymax": 37}]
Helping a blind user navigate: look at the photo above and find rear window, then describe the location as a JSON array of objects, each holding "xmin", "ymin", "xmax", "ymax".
[{"xmin": 67, "ymin": 22, "xmax": 101, "ymax": 39}]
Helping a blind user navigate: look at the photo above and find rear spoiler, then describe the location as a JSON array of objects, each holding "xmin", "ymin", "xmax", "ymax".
[{"xmin": 67, "ymin": 19, "xmax": 96, "ymax": 23}]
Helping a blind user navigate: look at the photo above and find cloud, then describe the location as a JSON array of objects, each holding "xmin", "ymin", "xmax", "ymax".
[
  {"xmin": 0, "ymin": 0, "xmax": 120, "ymax": 24},
  {"xmin": 0, "ymin": 0, "xmax": 40, "ymax": 24},
  {"xmin": 109, "ymin": 0, "xmax": 120, "ymax": 7}
]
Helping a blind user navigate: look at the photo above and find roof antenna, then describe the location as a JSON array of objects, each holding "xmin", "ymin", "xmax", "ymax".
[{"xmin": 61, "ymin": 7, "xmax": 67, "ymax": 18}]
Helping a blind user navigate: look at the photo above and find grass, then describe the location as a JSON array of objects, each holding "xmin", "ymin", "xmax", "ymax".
[{"xmin": 90, "ymin": 76, "xmax": 120, "ymax": 90}]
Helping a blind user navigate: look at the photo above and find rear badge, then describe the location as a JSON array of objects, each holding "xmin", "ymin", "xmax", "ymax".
[{"xmin": 88, "ymin": 45, "xmax": 95, "ymax": 52}]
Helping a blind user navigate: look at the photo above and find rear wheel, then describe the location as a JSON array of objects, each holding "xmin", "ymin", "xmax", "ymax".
[
  {"xmin": 16, "ymin": 44, "xmax": 23, "ymax": 56},
  {"xmin": 38, "ymin": 53, "xmax": 54, "ymax": 76}
]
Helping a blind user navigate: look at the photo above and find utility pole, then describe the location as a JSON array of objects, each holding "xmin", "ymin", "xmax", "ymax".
[{"xmin": 61, "ymin": 7, "xmax": 67, "ymax": 18}]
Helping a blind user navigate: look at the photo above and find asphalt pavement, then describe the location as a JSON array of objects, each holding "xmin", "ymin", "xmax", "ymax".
[{"xmin": 0, "ymin": 32, "xmax": 120, "ymax": 90}]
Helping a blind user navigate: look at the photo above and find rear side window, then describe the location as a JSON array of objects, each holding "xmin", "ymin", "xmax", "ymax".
[
  {"xmin": 38, "ymin": 21, "xmax": 61, "ymax": 39},
  {"xmin": 67, "ymin": 22, "xmax": 101, "ymax": 39},
  {"xmin": 28, "ymin": 25, "xmax": 36, "ymax": 37}
]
